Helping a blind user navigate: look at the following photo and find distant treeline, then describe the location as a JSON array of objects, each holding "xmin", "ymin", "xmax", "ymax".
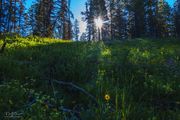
[
  {"xmin": 0, "ymin": 0, "xmax": 180, "ymax": 40},
  {"xmin": 81, "ymin": 0, "xmax": 180, "ymax": 41}
]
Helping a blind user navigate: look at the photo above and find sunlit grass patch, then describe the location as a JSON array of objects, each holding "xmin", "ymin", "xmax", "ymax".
[{"xmin": 101, "ymin": 48, "xmax": 111, "ymax": 57}]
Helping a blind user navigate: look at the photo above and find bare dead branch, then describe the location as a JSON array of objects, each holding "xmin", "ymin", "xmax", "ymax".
[{"xmin": 52, "ymin": 79, "xmax": 98, "ymax": 105}]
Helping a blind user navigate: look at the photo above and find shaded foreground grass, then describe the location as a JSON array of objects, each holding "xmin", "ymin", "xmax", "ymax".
[{"xmin": 0, "ymin": 37, "xmax": 180, "ymax": 119}]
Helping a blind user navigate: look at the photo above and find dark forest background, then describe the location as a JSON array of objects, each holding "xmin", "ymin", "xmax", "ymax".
[{"xmin": 0, "ymin": 0, "xmax": 180, "ymax": 40}]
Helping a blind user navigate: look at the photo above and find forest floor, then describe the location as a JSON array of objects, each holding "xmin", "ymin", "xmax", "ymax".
[{"xmin": 0, "ymin": 36, "xmax": 180, "ymax": 120}]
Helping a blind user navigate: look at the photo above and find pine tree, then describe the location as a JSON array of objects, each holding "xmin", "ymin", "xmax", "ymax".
[
  {"xmin": 33, "ymin": 0, "xmax": 54, "ymax": 37},
  {"xmin": 26, "ymin": 3, "xmax": 38, "ymax": 35},
  {"xmin": 73, "ymin": 19, "xmax": 80, "ymax": 41},
  {"xmin": 156, "ymin": 0, "xmax": 172, "ymax": 37},
  {"xmin": 18, "ymin": 0, "xmax": 26, "ymax": 35},
  {"xmin": 82, "ymin": 0, "xmax": 108, "ymax": 41},
  {"xmin": 60, "ymin": 0, "xmax": 68, "ymax": 39},
  {"xmin": 144, "ymin": 0, "xmax": 158, "ymax": 37},
  {"xmin": 126, "ymin": 0, "xmax": 136, "ymax": 38},
  {"xmin": 0, "ymin": 0, "xmax": 26, "ymax": 34},
  {"xmin": 95, "ymin": 0, "xmax": 108, "ymax": 40},
  {"xmin": 126, "ymin": 0, "xmax": 145, "ymax": 38},
  {"xmin": 29, "ymin": 0, "xmax": 73, "ymax": 39},
  {"xmin": 108, "ymin": 0, "xmax": 127, "ymax": 39},
  {"xmin": 55, "ymin": 0, "xmax": 72, "ymax": 40},
  {"xmin": 134, "ymin": 0, "xmax": 145, "ymax": 37},
  {"xmin": 0, "ymin": 0, "xmax": 5, "ymax": 33},
  {"xmin": 81, "ymin": 0, "xmax": 94, "ymax": 41},
  {"xmin": 174, "ymin": 0, "xmax": 180, "ymax": 38},
  {"xmin": 108, "ymin": 0, "xmax": 116, "ymax": 39}
]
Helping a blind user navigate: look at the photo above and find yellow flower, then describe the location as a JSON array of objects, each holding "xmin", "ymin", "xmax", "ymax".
[{"xmin": 104, "ymin": 94, "xmax": 110, "ymax": 101}]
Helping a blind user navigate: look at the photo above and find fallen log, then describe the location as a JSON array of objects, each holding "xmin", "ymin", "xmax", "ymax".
[{"xmin": 52, "ymin": 79, "xmax": 98, "ymax": 105}]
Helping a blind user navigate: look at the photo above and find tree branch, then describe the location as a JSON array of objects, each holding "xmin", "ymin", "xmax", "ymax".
[{"xmin": 52, "ymin": 79, "xmax": 98, "ymax": 105}]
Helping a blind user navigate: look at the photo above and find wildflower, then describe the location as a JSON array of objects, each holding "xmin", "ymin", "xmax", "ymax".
[{"xmin": 104, "ymin": 94, "xmax": 110, "ymax": 101}]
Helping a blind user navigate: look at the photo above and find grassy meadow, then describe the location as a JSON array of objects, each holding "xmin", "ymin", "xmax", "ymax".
[{"xmin": 0, "ymin": 36, "xmax": 180, "ymax": 119}]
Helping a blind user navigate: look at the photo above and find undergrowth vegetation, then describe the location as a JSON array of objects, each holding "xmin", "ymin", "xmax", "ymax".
[{"xmin": 0, "ymin": 36, "xmax": 180, "ymax": 119}]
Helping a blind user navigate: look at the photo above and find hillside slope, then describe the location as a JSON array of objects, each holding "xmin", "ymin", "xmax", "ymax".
[{"xmin": 0, "ymin": 37, "xmax": 180, "ymax": 119}]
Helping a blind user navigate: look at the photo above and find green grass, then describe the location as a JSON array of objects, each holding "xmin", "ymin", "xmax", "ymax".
[{"xmin": 0, "ymin": 36, "xmax": 180, "ymax": 119}]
